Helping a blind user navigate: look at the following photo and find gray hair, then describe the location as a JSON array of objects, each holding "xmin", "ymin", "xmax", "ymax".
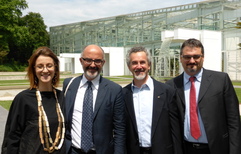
[{"xmin": 126, "ymin": 46, "xmax": 152, "ymax": 66}]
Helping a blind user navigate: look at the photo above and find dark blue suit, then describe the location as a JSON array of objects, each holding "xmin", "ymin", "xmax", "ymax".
[{"xmin": 63, "ymin": 75, "xmax": 125, "ymax": 154}]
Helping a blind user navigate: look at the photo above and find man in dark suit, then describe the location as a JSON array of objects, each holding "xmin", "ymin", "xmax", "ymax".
[
  {"xmin": 63, "ymin": 45, "xmax": 125, "ymax": 154},
  {"xmin": 166, "ymin": 38, "xmax": 241, "ymax": 154},
  {"xmin": 123, "ymin": 46, "xmax": 183, "ymax": 154}
]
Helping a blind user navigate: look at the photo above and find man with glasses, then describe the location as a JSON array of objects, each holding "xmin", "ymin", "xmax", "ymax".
[
  {"xmin": 166, "ymin": 38, "xmax": 241, "ymax": 154},
  {"xmin": 63, "ymin": 45, "xmax": 125, "ymax": 154}
]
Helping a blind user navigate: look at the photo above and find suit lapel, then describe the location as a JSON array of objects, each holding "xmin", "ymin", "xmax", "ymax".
[
  {"xmin": 198, "ymin": 69, "xmax": 213, "ymax": 103},
  {"xmin": 93, "ymin": 76, "xmax": 107, "ymax": 119},
  {"xmin": 173, "ymin": 74, "xmax": 185, "ymax": 106},
  {"xmin": 151, "ymin": 80, "xmax": 165, "ymax": 138},
  {"xmin": 66, "ymin": 76, "xmax": 82, "ymax": 122}
]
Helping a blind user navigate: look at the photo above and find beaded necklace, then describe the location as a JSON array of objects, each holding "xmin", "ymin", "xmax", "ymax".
[{"xmin": 36, "ymin": 88, "xmax": 65, "ymax": 153}]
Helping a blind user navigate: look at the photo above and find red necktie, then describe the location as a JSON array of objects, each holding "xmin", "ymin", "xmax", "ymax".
[{"xmin": 189, "ymin": 76, "xmax": 201, "ymax": 139}]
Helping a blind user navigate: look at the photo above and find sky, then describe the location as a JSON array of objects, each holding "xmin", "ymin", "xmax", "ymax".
[{"xmin": 22, "ymin": 0, "xmax": 204, "ymax": 31}]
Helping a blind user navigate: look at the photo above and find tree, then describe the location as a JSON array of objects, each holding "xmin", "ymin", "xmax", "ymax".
[
  {"xmin": 8, "ymin": 12, "xmax": 49, "ymax": 64},
  {"xmin": 0, "ymin": 0, "xmax": 28, "ymax": 64},
  {"xmin": 0, "ymin": 0, "xmax": 49, "ymax": 66},
  {"xmin": 20, "ymin": 12, "xmax": 49, "ymax": 48}
]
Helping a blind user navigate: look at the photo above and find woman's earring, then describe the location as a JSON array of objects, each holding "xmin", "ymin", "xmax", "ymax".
[{"xmin": 34, "ymin": 76, "xmax": 38, "ymax": 85}]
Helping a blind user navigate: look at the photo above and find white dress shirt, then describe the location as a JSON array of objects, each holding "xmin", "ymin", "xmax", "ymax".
[
  {"xmin": 71, "ymin": 75, "xmax": 100, "ymax": 148},
  {"xmin": 131, "ymin": 75, "xmax": 154, "ymax": 147}
]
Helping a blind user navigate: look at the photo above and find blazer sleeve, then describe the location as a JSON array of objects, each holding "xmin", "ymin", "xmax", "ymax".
[
  {"xmin": 167, "ymin": 86, "xmax": 184, "ymax": 154},
  {"xmin": 1, "ymin": 93, "xmax": 27, "ymax": 154},
  {"xmin": 112, "ymin": 85, "xmax": 126, "ymax": 154}
]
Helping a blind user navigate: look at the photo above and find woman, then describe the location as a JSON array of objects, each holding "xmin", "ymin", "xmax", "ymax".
[{"xmin": 1, "ymin": 47, "xmax": 65, "ymax": 154}]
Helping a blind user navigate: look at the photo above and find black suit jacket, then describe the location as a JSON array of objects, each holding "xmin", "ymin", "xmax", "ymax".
[
  {"xmin": 166, "ymin": 68, "xmax": 241, "ymax": 154},
  {"xmin": 123, "ymin": 77, "xmax": 183, "ymax": 154},
  {"xmin": 63, "ymin": 75, "xmax": 125, "ymax": 154}
]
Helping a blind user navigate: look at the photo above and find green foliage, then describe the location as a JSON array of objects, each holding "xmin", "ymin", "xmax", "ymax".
[
  {"xmin": 0, "ymin": 0, "xmax": 28, "ymax": 29},
  {"xmin": 7, "ymin": 26, "xmax": 33, "ymax": 64},
  {"xmin": 0, "ymin": 62, "xmax": 26, "ymax": 72},
  {"xmin": 0, "ymin": 0, "xmax": 49, "ymax": 65},
  {"xmin": 8, "ymin": 12, "xmax": 50, "ymax": 64},
  {"xmin": 20, "ymin": 12, "xmax": 49, "ymax": 48},
  {"xmin": 0, "ymin": 0, "xmax": 28, "ymax": 52},
  {"xmin": 0, "ymin": 50, "xmax": 9, "ymax": 64}
]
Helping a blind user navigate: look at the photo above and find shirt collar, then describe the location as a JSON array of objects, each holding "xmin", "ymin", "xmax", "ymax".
[
  {"xmin": 81, "ymin": 75, "xmax": 100, "ymax": 90},
  {"xmin": 131, "ymin": 75, "xmax": 153, "ymax": 91},
  {"xmin": 183, "ymin": 68, "xmax": 203, "ymax": 85}
]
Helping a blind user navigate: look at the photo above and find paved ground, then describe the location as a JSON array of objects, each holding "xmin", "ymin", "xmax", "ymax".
[{"xmin": 0, "ymin": 106, "xmax": 7, "ymax": 152}]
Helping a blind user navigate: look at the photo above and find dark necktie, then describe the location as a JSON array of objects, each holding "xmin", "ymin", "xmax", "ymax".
[
  {"xmin": 81, "ymin": 81, "xmax": 93, "ymax": 152},
  {"xmin": 189, "ymin": 76, "xmax": 201, "ymax": 139}
]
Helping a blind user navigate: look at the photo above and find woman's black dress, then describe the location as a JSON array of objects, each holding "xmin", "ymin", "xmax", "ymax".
[{"xmin": 1, "ymin": 88, "xmax": 65, "ymax": 154}]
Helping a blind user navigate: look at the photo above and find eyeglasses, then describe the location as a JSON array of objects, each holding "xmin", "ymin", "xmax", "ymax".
[
  {"xmin": 181, "ymin": 55, "xmax": 203, "ymax": 61},
  {"xmin": 82, "ymin": 58, "xmax": 104, "ymax": 65},
  {"xmin": 35, "ymin": 64, "xmax": 55, "ymax": 71}
]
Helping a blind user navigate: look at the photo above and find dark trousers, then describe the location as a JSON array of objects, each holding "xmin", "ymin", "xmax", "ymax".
[
  {"xmin": 140, "ymin": 147, "xmax": 152, "ymax": 154},
  {"xmin": 71, "ymin": 146, "xmax": 96, "ymax": 154},
  {"xmin": 185, "ymin": 141, "xmax": 210, "ymax": 154}
]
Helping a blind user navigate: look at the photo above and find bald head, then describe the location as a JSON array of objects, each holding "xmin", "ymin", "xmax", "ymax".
[
  {"xmin": 81, "ymin": 45, "xmax": 105, "ymax": 59},
  {"xmin": 80, "ymin": 44, "xmax": 105, "ymax": 80}
]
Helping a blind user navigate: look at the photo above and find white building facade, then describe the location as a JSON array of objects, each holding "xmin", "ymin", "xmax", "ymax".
[
  {"xmin": 59, "ymin": 29, "xmax": 222, "ymax": 77},
  {"xmin": 51, "ymin": 0, "xmax": 241, "ymax": 80}
]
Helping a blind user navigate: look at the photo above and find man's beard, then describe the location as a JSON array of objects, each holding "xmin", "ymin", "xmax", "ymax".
[
  {"xmin": 85, "ymin": 67, "xmax": 101, "ymax": 80},
  {"xmin": 187, "ymin": 67, "xmax": 197, "ymax": 73},
  {"xmin": 187, "ymin": 63, "xmax": 198, "ymax": 73},
  {"xmin": 134, "ymin": 71, "xmax": 147, "ymax": 80}
]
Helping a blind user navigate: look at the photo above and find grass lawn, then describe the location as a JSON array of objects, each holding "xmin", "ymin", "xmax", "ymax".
[
  {"xmin": 1, "ymin": 88, "xmax": 241, "ymax": 111},
  {"xmin": 0, "ymin": 77, "xmax": 241, "ymax": 111},
  {"xmin": 235, "ymin": 88, "xmax": 241, "ymax": 103},
  {"xmin": 233, "ymin": 81, "xmax": 241, "ymax": 86},
  {"xmin": 0, "ymin": 101, "xmax": 12, "ymax": 110}
]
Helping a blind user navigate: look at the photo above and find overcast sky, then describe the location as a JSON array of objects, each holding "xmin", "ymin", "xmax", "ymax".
[{"xmin": 22, "ymin": 0, "xmax": 204, "ymax": 30}]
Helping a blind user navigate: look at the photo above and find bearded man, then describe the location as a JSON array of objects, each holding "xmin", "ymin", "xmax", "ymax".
[
  {"xmin": 123, "ymin": 46, "xmax": 183, "ymax": 154},
  {"xmin": 63, "ymin": 45, "xmax": 125, "ymax": 154}
]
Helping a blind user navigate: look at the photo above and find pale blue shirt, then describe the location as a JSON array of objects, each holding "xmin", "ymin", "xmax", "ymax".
[
  {"xmin": 131, "ymin": 75, "xmax": 154, "ymax": 147},
  {"xmin": 183, "ymin": 68, "xmax": 208, "ymax": 143},
  {"xmin": 72, "ymin": 75, "xmax": 100, "ymax": 148}
]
